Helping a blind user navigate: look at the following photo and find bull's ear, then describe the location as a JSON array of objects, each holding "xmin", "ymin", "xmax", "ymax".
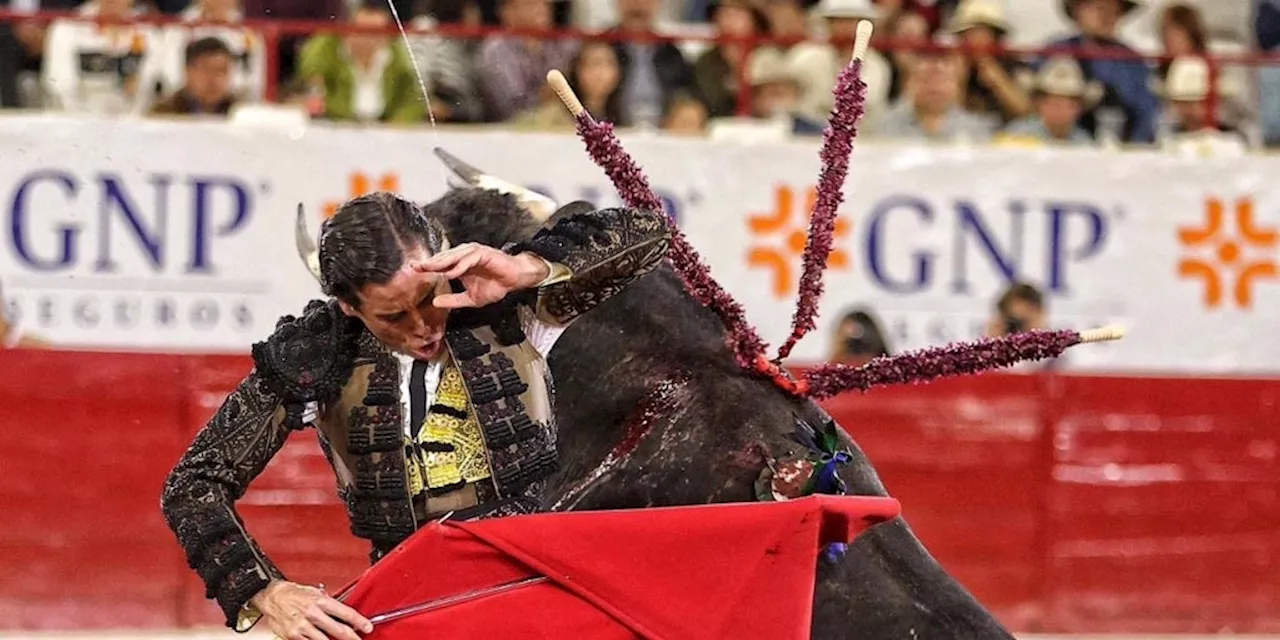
[{"xmin": 432, "ymin": 147, "xmax": 560, "ymax": 222}]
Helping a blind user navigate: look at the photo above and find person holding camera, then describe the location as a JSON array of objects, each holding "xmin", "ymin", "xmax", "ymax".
[
  {"xmin": 828, "ymin": 307, "xmax": 891, "ymax": 366},
  {"xmin": 985, "ymin": 282, "xmax": 1060, "ymax": 370}
]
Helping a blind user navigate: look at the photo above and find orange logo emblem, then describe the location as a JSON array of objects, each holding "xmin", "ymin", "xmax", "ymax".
[
  {"xmin": 747, "ymin": 185, "xmax": 850, "ymax": 297},
  {"xmin": 1177, "ymin": 197, "xmax": 1278, "ymax": 309},
  {"xmin": 322, "ymin": 172, "xmax": 400, "ymax": 218}
]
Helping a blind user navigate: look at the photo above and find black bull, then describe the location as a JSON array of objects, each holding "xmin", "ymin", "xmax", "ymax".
[{"xmin": 424, "ymin": 190, "xmax": 1017, "ymax": 639}]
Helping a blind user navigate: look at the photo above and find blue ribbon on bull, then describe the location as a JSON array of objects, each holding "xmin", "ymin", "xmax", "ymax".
[
  {"xmin": 780, "ymin": 415, "xmax": 855, "ymax": 564},
  {"xmin": 808, "ymin": 450, "xmax": 853, "ymax": 565}
]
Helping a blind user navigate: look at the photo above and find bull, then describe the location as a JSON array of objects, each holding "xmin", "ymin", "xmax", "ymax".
[{"xmin": 294, "ymin": 151, "xmax": 1019, "ymax": 639}]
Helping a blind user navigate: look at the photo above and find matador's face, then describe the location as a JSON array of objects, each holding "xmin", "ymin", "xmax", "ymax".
[{"xmin": 339, "ymin": 248, "xmax": 451, "ymax": 361}]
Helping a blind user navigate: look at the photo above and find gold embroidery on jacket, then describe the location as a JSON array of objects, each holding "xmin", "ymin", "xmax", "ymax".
[{"xmin": 406, "ymin": 361, "xmax": 491, "ymax": 495}]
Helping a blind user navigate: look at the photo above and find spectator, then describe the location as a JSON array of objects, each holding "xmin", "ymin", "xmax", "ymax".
[
  {"xmin": 2, "ymin": 0, "xmax": 81, "ymax": 108},
  {"xmin": 151, "ymin": 37, "xmax": 238, "ymax": 115},
  {"xmin": 151, "ymin": 0, "xmax": 267, "ymax": 102},
  {"xmin": 789, "ymin": 0, "xmax": 891, "ymax": 122},
  {"xmin": 1155, "ymin": 56, "xmax": 1246, "ymax": 141},
  {"xmin": 828, "ymin": 308, "xmax": 890, "ymax": 367},
  {"xmin": 661, "ymin": 90, "xmax": 709, "ymax": 133},
  {"xmin": 608, "ymin": 0, "xmax": 695, "ymax": 127},
  {"xmin": 243, "ymin": 0, "xmax": 346, "ymax": 82},
  {"xmin": 872, "ymin": 0, "xmax": 954, "ymax": 32},
  {"xmin": 884, "ymin": 9, "xmax": 929, "ymax": 102},
  {"xmin": 478, "ymin": 0, "xmax": 576, "ymax": 121},
  {"xmin": 1260, "ymin": 0, "xmax": 1280, "ymax": 145},
  {"xmin": 515, "ymin": 39, "xmax": 625, "ymax": 128},
  {"xmin": 43, "ymin": 0, "xmax": 163, "ymax": 114},
  {"xmin": 761, "ymin": 0, "xmax": 811, "ymax": 43},
  {"xmin": 406, "ymin": 0, "xmax": 484, "ymax": 122},
  {"xmin": 2, "ymin": 0, "xmax": 81, "ymax": 107},
  {"xmin": 693, "ymin": 0, "xmax": 769, "ymax": 118},
  {"xmin": 1156, "ymin": 2, "xmax": 1205, "ymax": 74},
  {"xmin": 0, "ymin": 6, "xmax": 20, "ymax": 107},
  {"xmin": 745, "ymin": 47, "xmax": 823, "ymax": 134},
  {"xmin": 1001, "ymin": 56, "xmax": 1098, "ymax": 145},
  {"xmin": 1154, "ymin": 3, "xmax": 1252, "ymax": 131},
  {"xmin": 1044, "ymin": 0, "xmax": 1159, "ymax": 143},
  {"xmin": 867, "ymin": 45, "xmax": 993, "ymax": 141},
  {"xmin": 295, "ymin": 2, "xmax": 425, "ymax": 123},
  {"xmin": 985, "ymin": 282, "xmax": 1060, "ymax": 370},
  {"xmin": 948, "ymin": 0, "xmax": 1031, "ymax": 124},
  {"xmin": 985, "ymin": 282, "xmax": 1047, "ymax": 337}
]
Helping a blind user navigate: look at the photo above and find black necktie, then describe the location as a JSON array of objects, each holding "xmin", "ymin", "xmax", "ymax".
[{"xmin": 408, "ymin": 360, "xmax": 428, "ymax": 441}]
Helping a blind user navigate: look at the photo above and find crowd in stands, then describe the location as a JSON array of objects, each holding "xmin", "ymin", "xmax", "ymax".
[{"xmin": 0, "ymin": 0, "xmax": 1276, "ymax": 147}]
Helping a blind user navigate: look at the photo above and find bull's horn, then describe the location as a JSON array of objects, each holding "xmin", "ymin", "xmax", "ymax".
[
  {"xmin": 432, "ymin": 147, "xmax": 559, "ymax": 222},
  {"xmin": 295, "ymin": 203, "xmax": 322, "ymax": 283}
]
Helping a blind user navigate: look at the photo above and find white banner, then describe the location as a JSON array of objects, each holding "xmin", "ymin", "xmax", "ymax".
[{"xmin": 1, "ymin": 114, "xmax": 1278, "ymax": 373}]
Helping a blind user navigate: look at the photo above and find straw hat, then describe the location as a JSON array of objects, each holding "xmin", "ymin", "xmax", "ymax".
[
  {"xmin": 947, "ymin": 0, "xmax": 1010, "ymax": 37},
  {"xmin": 747, "ymin": 47, "xmax": 797, "ymax": 88},
  {"xmin": 815, "ymin": 0, "xmax": 879, "ymax": 20},
  {"xmin": 1025, "ymin": 56, "xmax": 1104, "ymax": 106},
  {"xmin": 1151, "ymin": 55, "xmax": 1242, "ymax": 102},
  {"xmin": 1061, "ymin": 0, "xmax": 1142, "ymax": 22}
]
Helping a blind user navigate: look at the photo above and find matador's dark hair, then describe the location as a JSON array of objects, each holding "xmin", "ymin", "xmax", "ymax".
[{"xmin": 318, "ymin": 191, "xmax": 446, "ymax": 308}]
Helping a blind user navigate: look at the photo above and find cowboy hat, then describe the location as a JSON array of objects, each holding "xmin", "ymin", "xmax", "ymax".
[
  {"xmin": 746, "ymin": 47, "xmax": 798, "ymax": 88},
  {"xmin": 815, "ymin": 0, "xmax": 878, "ymax": 20},
  {"xmin": 1023, "ymin": 56, "xmax": 1104, "ymax": 106},
  {"xmin": 947, "ymin": 0, "xmax": 1010, "ymax": 37},
  {"xmin": 1150, "ymin": 55, "xmax": 1243, "ymax": 102}
]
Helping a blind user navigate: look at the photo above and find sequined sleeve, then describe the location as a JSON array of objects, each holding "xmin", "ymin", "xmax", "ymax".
[
  {"xmin": 514, "ymin": 206, "xmax": 670, "ymax": 325},
  {"xmin": 160, "ymin": 370, "xmax": 293, "ymax": 630}
]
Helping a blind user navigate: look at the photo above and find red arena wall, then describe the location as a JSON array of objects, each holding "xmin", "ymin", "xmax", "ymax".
[{"xmin": 0, "ymin": 350, "xmax": 1274, "ymax": 633}]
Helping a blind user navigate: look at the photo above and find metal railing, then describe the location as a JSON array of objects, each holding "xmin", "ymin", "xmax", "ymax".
[{"xmin": 1, "ymin": 8, "xmax": 1274, "ymax": 131}]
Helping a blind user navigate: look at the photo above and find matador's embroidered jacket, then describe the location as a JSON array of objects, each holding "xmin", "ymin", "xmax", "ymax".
[{"xmin": 160, "ymin": 207, "xmax": 670, "ymax": 629}]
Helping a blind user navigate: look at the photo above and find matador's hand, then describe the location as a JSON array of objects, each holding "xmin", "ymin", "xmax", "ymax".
[
  {"xmin": 251, "ymin": 579, "xmax": 372, "ymax": 640},
  {"xmin": 411, "ymin": 243, "xmax": 550, "ymax": 309}
]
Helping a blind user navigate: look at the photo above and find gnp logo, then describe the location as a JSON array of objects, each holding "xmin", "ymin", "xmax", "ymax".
[
  {"xmin": 4, "ymin": 169, "xmax": 263, "ymax": 335},
  {"xmin": 746, "ymin": 188, "xmax": 1112, "ymax": 299},
  {"xmin": 1177, "ymin": 197, "xmax": 1278, "ymax": 309},
  {"xmin": 323, "ymin": 172, "xmax": 400, "ymax": 218},
  {"xmin": 747, "ymin": 185, "xmax": 850, "ymax": 296}
]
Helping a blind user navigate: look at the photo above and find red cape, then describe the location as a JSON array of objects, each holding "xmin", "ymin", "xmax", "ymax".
[{"xmin": 336, "ymin": 496, "xmax": 901, "ymax": 639}]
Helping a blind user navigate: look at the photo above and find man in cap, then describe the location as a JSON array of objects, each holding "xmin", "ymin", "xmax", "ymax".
[
  {"xmin": 161, "ymin": 167, "xmax": 671, "ymax": 640},
  {"xmin": 1001, "ymin": 56, "xmax": 1097, "ymax": 145},
  {"xmin": 1043, "ymin": 0, "xmax": 1159, "ymax": 143},
  {"xmin": 866, "ymin": 39, "xmax": 994, "ymax": 142},
  {"xmin": 1154, "ymin": 55, "xmax": 1247, "ymax": 155},
  {"xmin": 746, "ymin": 47, "xmax": 824, "ymax": 135},
  {"xmin": 1156, "ymin": 55, "xmax": 1244, "ymax": 138}
]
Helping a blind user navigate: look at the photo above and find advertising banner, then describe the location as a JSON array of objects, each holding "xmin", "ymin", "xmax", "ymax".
[{"xmin": 2, "ymin": 114, "xmax": 1277, "ymax": 372}]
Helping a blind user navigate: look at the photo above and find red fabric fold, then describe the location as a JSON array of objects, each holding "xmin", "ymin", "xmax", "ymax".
[{"xmin": 337, "ymin": 496, "xmax": 900, "ymax": 640}]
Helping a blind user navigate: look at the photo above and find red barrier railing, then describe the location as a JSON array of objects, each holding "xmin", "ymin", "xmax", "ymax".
[
  {"xmin": 0, "ymin": 348, "xmax": 1276, "ymax": 632},
  {"xmin": 2, "ymin": 8, "xmax": 1273, "ymax": 127}
]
